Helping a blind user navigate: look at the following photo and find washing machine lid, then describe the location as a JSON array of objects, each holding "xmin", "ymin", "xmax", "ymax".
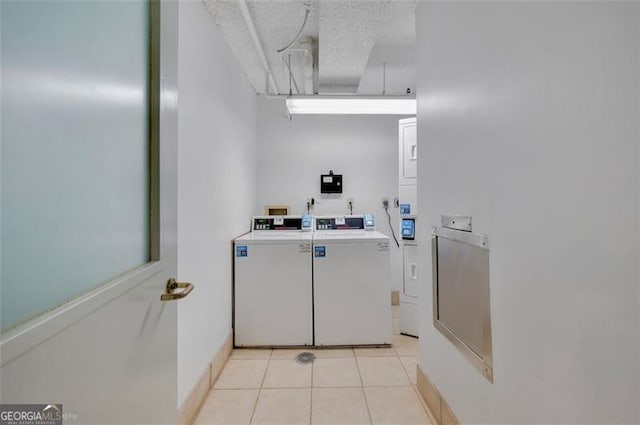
[
  {"xmin": 313, "ymin": 230, "xmax": 389, "ymax": 243},
  {"xmin": 236, "ymin": 231, "xmax": 313, "ymax": 244}
]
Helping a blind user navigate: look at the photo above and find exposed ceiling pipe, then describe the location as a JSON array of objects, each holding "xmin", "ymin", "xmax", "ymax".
[
  {"xmin": 283, "ymin": 54, "xmax": 301, "ymax": 95},
  {"xmin": 277, "ymin": 3, "xmax": 311, "ymax": 53},
  {"xmin": 382, "ymin": 62, "xmax": 387, "ymax": 96},
  {"xmin": 238, "ymin": 0, "xmax": 279, "ymax": 94}
]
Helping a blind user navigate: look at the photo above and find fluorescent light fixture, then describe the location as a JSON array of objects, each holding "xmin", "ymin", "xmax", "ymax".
[{"xmin": 286, "ymin": 96, "xmax": 416, "ymax": 115}]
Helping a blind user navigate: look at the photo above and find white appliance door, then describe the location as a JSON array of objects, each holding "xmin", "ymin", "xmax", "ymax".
[
  {"xmin": 235, "ymin": 241, "xmax": 313, "ymax": 346},
  {"xmin": 0, "ymin": 2, "xmax": 180, "ymax": 423},
  {"xmin": 313, "ymin": 241, "xmax": 392, "ymax": 345},
  {"xmin": 403, "ymin": 244, "xmax": 419, "ymax": 299}
]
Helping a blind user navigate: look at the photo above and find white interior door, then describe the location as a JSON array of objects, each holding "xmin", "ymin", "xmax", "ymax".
[{"xmin": 0, "ymin": 1, "xmax": 181, "ymax": 423}]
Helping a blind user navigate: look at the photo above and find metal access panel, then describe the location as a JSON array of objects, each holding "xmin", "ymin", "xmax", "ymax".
[
  {"xmin": 432, "ymin": 224, "xmax": 493, "ymax": 382},
  {"xmin": 320, "ymin": 172, "xmax": 343, "ymax": 193}
]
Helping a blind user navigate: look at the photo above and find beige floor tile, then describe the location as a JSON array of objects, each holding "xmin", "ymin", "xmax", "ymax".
[
  {"xmin": 313, "ymin": 358, "xmax": 362, "ymax": 387},
  {"xmin": 231, "ymin": 348, "xmax": 272, "ymax": 359},
  {"xmin": 392, "ymin": 335, "xmax": 419, "ymax": 356},
  {"xmin": 263, "ymin": 359, "xmax": 312, "ymax": 388},
  {"xmin": 251, "ymin": 388, "xmax": 311, "ymax": 425},
  {"xmin": 194, "ymin": 389, "xmax": 258, "ymax": 425},
  {"xmin": 312, "ymin": 348, "xmax": 354, "ymax": 358},
  {"xmin": 354, "ymin": 347, "xmax": 397, "ymax": 357},
  {"xmin": 311, "ymin": 388, "xmax": 371, "ymax": 425},
  {"xmin": 364, "ymin": 386, "xmax": 430, "ymax": 425},
  {"xmin": 357, "ymin": 357, "xmax": 411, "ymax": 387},
  {"xmin": 271, "ymin": 348, "xmax": 311, "ymax": 360},
  {"xmin": 214, "ymin": 359, "xmax": 268, "ymax": 389},
  {"xmin": 399, "ymin": 356, "xmax": 418, "ymax": 385}
]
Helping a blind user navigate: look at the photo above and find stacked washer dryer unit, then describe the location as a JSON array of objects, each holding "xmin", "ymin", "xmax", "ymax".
[
  {"xmin": 313, "ymin": 214, "xmax": 392, "ymax": 346},
  {"xmin": 234, "ymin": 215, "xmax": 313, "ymax": 347},
  {"xmin": 399, "ymin": 117, "xmax": 419, "ymax": 337}
]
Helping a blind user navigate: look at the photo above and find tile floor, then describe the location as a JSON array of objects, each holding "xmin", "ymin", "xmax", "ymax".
[{"xmin": 194, "ymin": 307, "xmax": 431, "ymax": 425}]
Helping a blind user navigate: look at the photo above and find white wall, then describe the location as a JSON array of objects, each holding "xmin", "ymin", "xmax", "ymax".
[
  {"xmin": 256, "ymin": 97, "xmax": 407, "ymax": 291},
  {"xmin": 177, "ymin": 0, "xmax": 257, "ymax": 406},
  {"xmin": 416, "ymin": 3, "xmax": 639, "ymax": 424}
]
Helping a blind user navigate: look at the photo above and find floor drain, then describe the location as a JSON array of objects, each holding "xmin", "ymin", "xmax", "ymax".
[{"xmin": 295, "ymin": 351, "xmax": 316, "ymax": 364}]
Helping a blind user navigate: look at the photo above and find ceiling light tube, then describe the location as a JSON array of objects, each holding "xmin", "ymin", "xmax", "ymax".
[{"xmin": 286, "ymin": 96, "xmax": 416, "ymax": 115}]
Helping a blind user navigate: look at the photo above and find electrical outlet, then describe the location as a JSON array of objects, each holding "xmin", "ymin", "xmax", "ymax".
[
  {"xmin": 393, "ymin": 197, "xmax": 399, "ymax": 208},
  {"xmin": 381, "ymin": 197, "xmax": 389, "ymax": 209}
]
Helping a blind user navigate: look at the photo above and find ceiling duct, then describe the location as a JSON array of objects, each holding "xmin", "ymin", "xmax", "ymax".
[
  {"xmin": 317, "ymin": 0, "xmax": 383, "ymax": 93},
  {"xmin": 281, "ymin": 37, "xmax": 315, "ymax": 95},
  {"xmin": 205, "ymin": 0, "xmax": 416, "ymax": 97}
]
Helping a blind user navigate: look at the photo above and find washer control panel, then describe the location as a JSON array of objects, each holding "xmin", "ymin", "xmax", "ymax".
[
  {"xmin": 314, "ymin": 215, "xmax": 376, "ymax": 231},
  {"xmin": 252, "ymin": 216, "xmax": 312, "ymax": 231}
]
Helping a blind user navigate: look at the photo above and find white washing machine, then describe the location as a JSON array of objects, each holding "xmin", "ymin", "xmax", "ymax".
[
  {"xmin": 234, "ymin": 215, "xmax": 313, "ymax": 347},
  {"xmin": 313, "ymin": 214, "xmax": 392, "ymax": 346}
]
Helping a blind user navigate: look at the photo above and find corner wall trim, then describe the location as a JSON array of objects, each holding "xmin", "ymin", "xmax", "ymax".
[
  {"xmin": 177, "ymin": 331, "xmax": 234, "ymax": 425},
  {"xmin": 416, "ymin": 365, "xmax": 461, "ymax": 425}
]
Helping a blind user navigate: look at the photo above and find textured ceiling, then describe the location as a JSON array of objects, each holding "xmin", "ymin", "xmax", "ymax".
[
  {"xmin": 204, "ymin": 0, "xmax": 416, "ymax": 95},
  {"xmin": 318, "ymin": 1, "xmax": 383, "ymax": 93}
]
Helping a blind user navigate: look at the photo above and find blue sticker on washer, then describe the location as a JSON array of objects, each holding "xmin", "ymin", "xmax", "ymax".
[
  {"xmin": 314, "ymin": 246, "xmax": 326, "ymax": 258},
  {"xmin": 400, "ymin": 204, "xmax": 411, "ymax": 215},
  {"xmin": 236, "ymin": 245, "xmax": 248, "ymax": 257}
]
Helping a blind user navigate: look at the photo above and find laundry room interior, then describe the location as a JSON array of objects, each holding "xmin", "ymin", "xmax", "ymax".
[
  {"xmin": 179, "ymin": 3, "xmax": 425, "ymax": 417},
  {"xmin": 175, "ymin": 1, "xmax": 639, "ymax": 424},
  {"xmin": 178, "ymin": 1, "xmax": 428, "ymax": 422},
  {"xmin": 1, "ymin": 1, "xmax": 639, "ymax": 425}
]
